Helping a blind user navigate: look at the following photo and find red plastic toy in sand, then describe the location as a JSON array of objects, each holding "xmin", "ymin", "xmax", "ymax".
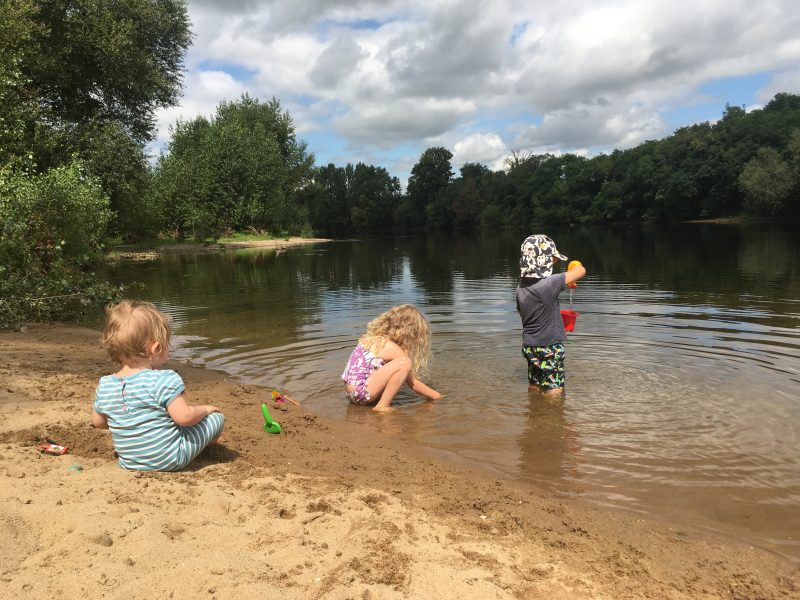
[
  {"xmin": 37, "ymin": 442, "xmax": 69, "ymax": 455},
  {"xmin": 561, "ymin": 309, "xmax": 578, "ymax": 332}
]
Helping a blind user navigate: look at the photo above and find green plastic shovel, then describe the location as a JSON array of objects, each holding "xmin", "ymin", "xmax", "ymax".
[{"xmin": 261, "ymin": 403, "xmax": 282, "ymax": 434}]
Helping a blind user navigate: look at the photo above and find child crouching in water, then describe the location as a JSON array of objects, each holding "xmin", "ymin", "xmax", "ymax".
[
  {"xmin": 516, "ymin": 235, "xmax": 586, "ymax": 395},
  {"xmin": 342, "ymin": 304, "xmax": 443, "ymax": 411},
  {"xmin": 92, "ymin": 300, "xmax": 225, "ymax": 471}
]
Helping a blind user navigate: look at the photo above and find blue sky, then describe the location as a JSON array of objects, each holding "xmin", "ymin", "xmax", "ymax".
[{"xmin": 153, "ymin": 1, "xmax": 800, "ymax": 185}]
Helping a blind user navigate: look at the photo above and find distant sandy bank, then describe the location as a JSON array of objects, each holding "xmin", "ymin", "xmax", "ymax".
[{"xmin": 108, "ymin": 236, "xmax": 331, "ymax": 261}]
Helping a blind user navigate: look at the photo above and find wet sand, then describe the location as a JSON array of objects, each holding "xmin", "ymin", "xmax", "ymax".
[{"xmin": 1, "ymin": 324, "xmax": 798, "ymax": 599}]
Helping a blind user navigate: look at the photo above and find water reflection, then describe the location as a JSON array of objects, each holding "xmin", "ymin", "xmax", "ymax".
[
  {"xmin": 518, "ymin": 389, "xmax": 581, "ymax": 490},
  {"xmin": 344, "ymin": 398, "xmax": 440, "ymax": 438}
]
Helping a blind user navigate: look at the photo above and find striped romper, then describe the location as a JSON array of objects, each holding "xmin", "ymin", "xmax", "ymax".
[{"xmin": 94, "ymin": 369, "xmax": 224, "ymax": 471}]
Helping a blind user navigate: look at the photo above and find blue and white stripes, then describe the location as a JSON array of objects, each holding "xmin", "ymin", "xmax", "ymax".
[{"xmin": 94, "ymin": 369, "xmax": 224, "ymax": 471}]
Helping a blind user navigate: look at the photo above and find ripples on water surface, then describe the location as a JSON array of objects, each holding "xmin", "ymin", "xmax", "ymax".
[{"xmin": 98, "ymin": 225, "xmax": 800, "ymax": 559}]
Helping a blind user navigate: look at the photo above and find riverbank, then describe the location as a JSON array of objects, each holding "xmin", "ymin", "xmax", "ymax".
[
  {"xmin": 107, "ymin": 236, "xmax": 331, "ymax": 261},
  {"xmin": 1, "ymin": 325, "xmax": 797, "ymax": 599}
]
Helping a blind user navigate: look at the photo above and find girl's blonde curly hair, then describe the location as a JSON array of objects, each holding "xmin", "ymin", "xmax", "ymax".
[
  {"xmin": 100, "ymin": 300, "xmax": 171, "ymax": 365},
  {"xmin": 359, "ymin": 304, "xmax": 431, "ymax": 375}
]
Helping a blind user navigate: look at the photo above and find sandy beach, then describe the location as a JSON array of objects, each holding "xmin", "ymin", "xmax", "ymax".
[
  {"xmin": 107, "ymin": 236, "xmax": 332, "ymax": 261},
  {"xmin": 1, "ymin": 324, "xmax": 798, "ymax": 599}
]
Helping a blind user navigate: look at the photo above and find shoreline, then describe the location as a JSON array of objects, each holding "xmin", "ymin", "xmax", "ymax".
[
  {"xmin": 106, "ymin": 236, "xmax": 332, "ymax": 261},
  {"xmin": 1, "ymin": 324, "xmax": 798, "ymax": 598}
]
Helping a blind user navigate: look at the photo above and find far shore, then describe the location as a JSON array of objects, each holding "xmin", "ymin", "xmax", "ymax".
[
  {"xmin": 106, "ymin": 236, "xmax": 332, "ymax": 261},
  {"xmin": 679, "ymin": 216, "xmax": 746, "ymax": 224}
]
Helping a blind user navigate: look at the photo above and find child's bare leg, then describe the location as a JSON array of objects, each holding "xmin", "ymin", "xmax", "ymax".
[
  {"xmin": 528, "ymin": 384, "xmax": 563, "ymax": 396},
  {"xmin": 368, "ymin": 358, "xmax": 412, "ymax": 411}
]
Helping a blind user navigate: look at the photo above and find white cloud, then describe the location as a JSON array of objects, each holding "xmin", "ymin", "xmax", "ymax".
[
  {"xmin": 452, "ymin": 133, "xmax": 509, "ymax": 170},
  {"xmin": 757, "ymin": 70, "xmax": 800, "ymax": 105},
  {"xmin": 150, "ymin": 70, "xmax": 247, "ymax": 155},
  {"xmin": 162, "ymin": 0, "xmax": 800, "ymax": 181},
  {"xmin": 333, "ymin": 98, "xmax": 476, "ymax": 146},
  {"xmin": 309, "ymin": 36, "xmax": 368, "ymax": 89}
]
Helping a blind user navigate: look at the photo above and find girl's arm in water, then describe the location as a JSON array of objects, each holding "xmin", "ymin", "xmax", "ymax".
[
  {"xmin": 407, "ymin": 375, "xmax": 443, "ymax": 401},
  {"xmin": 378, "ymin": 340, "xmax": 443, "ymax": 401}
]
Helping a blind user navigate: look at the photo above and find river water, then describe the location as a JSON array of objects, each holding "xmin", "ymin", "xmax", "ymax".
[{"xmin": 96, "ymin": 224, "xmax": 800, "ymax": 560}]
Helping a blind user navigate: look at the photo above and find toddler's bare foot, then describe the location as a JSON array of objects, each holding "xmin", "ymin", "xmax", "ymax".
[{"xmin": 210, "ymin": 434, "xmax": 225, "ymax": 445}]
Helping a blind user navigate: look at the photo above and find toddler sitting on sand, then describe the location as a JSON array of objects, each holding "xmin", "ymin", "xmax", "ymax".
[{"xmin": 92, "ymin": 300, "xmax": 224, "ymax": 470}]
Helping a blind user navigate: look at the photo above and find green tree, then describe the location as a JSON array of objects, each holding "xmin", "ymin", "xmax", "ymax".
[
  {"xmin": 149, "ymin": 116, "xmax": 217, "ymax": 239},
  {"xmin": 348, "ymin": 163, "xmax": 401, "ymax": 231},
  {"xmin": 405, "ymin": 147, "xmax": 453, "ymax": 228},
  {"xmin": 25, "ymin": 0, "xmax": 191, "ymax": 143},
  {"xmin": 0, "ymin": 0, "xmax": 190, "ymax": 325},
  {"xmin": 0, "ymin": 162, "xmax": 116, "ymax": 326},
  {"xmin": 0, "ymin": 0, "xmax": 40, "ymax": 169},
  {"xmin": 150, "ymin": 95, "xmax": 315, "ymax": 239},
  {"xmin": 393, "ymin": 94, "xmax": 800, "ymax": 229},
  {"xmin": 304, "ymin": 162, "xmax": 401, "ymax": 234},
  {"xmin": 306, "ymin": 164, "xmax": 350, "ymax": 235},
  {"xmin": 442, "ymin": 163, "xmax": 491, "ymax": 230},
  {"xmin": 739, "ymin": 147, "xmax": 794, "ymax": 216},
  {"xmin": 5, "ymin": 0, "xmax": 193, "ymax": 241}
]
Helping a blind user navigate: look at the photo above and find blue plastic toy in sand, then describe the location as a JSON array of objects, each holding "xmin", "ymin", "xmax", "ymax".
[{"xmin": 261, "ymin": 403, "xmax": 282, "ymax": 434}]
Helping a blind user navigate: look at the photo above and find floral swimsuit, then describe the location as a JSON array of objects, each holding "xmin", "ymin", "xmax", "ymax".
[{"xmin": 341, "ymin": 344, "xmax": 385, "ymax": 404}]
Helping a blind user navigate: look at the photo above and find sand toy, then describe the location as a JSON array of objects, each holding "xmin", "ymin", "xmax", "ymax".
[{"xmin": 261, "ymin": 403, "xmax": 282, "ymax": 434}]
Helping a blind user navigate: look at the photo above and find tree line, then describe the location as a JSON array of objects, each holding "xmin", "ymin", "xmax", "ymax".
[
  {"xmin": 2, "ymin": 1, "xmax": 799, "ymax": 325},
  {"xmin": 303, "ymin": 95, "xmax": 800, "ymax": 235}
]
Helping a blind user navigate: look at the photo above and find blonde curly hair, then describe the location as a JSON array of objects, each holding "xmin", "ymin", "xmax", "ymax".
[
  {"xmin": 359, "ymin": 304, "xmax": 431, "ymax": 375},
  {"xmin": 100, "ymin": 300, "xmax": 171, "ymax": 365}
]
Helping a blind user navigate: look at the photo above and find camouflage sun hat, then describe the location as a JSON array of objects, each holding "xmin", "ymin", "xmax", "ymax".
[{"xmin": 519, "ymin": 234, "xmax": 568, "ymax": 279}]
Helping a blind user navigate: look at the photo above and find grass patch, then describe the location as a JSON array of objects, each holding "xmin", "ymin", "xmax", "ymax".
[{"xmin": 217, "ymin": 231, "xmax": 291, "ymax": 243}]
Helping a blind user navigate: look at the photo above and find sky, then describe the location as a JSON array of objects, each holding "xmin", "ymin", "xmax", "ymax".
[{"xmin": 152, "ymin": 0, "xmax": 800, "ymax": 185}]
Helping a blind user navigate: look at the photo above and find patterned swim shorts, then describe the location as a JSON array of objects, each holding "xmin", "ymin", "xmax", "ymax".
[
  {"xmin": 522, "ymin": 343, "xmax": 566, "ymax": 389},
  {"xmin": 345, "ymin": 383, "xmax": 372, "ymax": 405}
]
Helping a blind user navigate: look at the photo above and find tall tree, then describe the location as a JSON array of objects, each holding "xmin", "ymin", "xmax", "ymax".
[
  {"xmin": 0, "ymin": 0, "xmax": 40, "ymax": 169},
  {"xmin": 0, "ymin": 0, "xmax": 191, "ymax": 323},
  {"xmin": 150, "ymin": 95, "xmax": 314, "ymax": 239},
  {"xmin": 305, "ymin": 162, "xmax": 401, "ymax": 234},
  {"xmin": 404, "ymin": 147, "xmax": 453, "ymax": 228},
  {"xmin": 348, "ymin": 163, "xmax": 401, "ymax": 231},
  {"xmin": 25, "ymin": 0, "xmax": 191, "ymax": 143},
  {"xmin": 739, "ymin": 148, "xmax": 793, "ymax": 216},
  {"xmin": 10, "ymin": 0, "xmax": 192, "ymax": 239}
]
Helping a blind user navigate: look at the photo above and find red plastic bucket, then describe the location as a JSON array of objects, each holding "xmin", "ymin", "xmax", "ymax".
[{"xmin": 560, "ymin": 309, "xmax": 578, "ymax": 332}]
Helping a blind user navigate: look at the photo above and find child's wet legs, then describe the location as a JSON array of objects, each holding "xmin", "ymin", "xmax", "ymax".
[
  {"xmin": 368, "ymin": 356, "xmax": 412, "ymax": 410},
  {"xmin": 529, "ymin": 383, "xmax": 564, "ymax": 396}
]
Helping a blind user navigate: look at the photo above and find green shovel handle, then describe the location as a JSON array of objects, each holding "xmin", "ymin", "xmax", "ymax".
[{"xmin": 261, "ymin": 403, "xmax": 282, "ymax": 434}]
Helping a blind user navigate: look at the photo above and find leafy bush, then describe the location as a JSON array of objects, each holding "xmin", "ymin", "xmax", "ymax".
[
  {"xmin": 0, "ymin": 162, "xmax": 120, "ymax": 327},
  {"xmin": 149, "ymin": 94, "xmax": 315, "ymax": 240}
]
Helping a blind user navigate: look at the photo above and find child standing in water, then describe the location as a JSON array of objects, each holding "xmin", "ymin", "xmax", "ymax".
[
  {"xmin": 342, "ymin": 304, "xmax": 443, "ymax": 411},
  {"xmin": 516, "ymin": 235, "xmax": 586, "ymax": 395},
  {"xmin": 92, "ymin": 300, "xmax": 225, "ymax": 471}
]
